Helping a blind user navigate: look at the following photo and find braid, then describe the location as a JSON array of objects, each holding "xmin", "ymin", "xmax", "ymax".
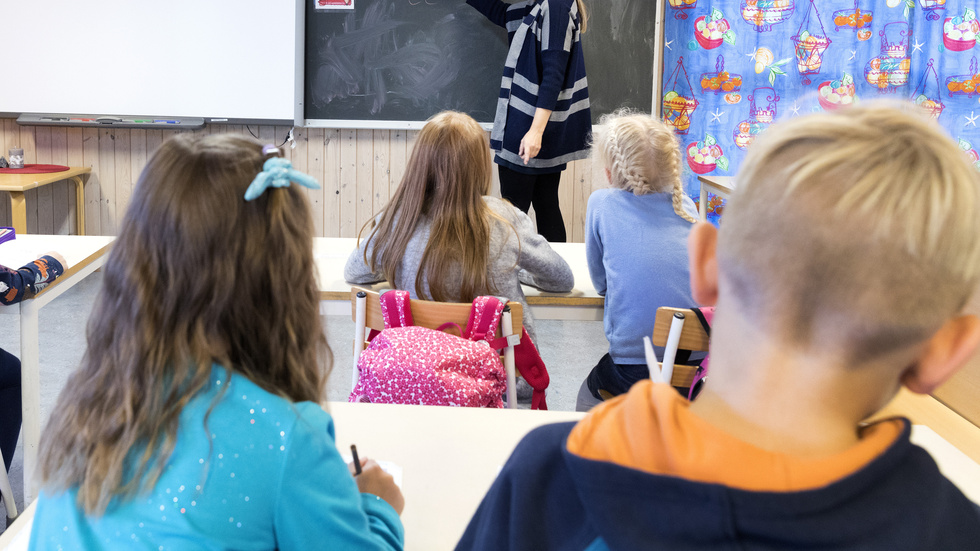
[
  {"xmin": 672, "ymin": 181, "xmax": 698, "ymax": 223},
  {"xmin": 660, "ymin": 128, "xmax": 697, "ymax": 223},
  {"xmin": 608, "ymin": 127, "xmax": 647, "ymax": 193}
]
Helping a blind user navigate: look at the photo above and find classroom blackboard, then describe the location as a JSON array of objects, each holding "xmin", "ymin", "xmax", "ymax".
[{"xmin": 304, "ymin": 0, "xmax": 658, "ymax": 127}]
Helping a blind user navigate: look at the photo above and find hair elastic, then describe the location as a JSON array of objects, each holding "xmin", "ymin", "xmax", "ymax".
[
  {"xmin": 244, "ymin": 157, "xmax": 320, "ymax": 201},
  {"xmin": 262, "ymin": 144, "xmax": 281, "ymax": 156}
]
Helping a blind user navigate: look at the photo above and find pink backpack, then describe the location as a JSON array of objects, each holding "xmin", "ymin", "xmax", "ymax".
[{"xmin": 350, "ymin": 290, "xmax": 513, "ymax": 408}]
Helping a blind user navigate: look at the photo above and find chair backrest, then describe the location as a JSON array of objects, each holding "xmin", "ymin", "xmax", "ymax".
[
  {"xmin": 349, "ymin": 287, "xmax": 524, "ymax": 408},
  {"xmin": 652, "ymin": 307, "xmax": 710, "ymax": 388},
  {"xmin": 350, "ymin": 288, "xmax": 523, "ymax": 339}
]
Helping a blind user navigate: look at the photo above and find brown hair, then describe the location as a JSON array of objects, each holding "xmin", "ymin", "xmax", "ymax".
[
  {"xmin": 360, "ymin": 111, "xmax": 504, "ymax": 302},
  {"xmin": 38, "ymin": 134, "xmax": 329, "ymax": 514},
  {"xmin": 720, "ymin": 101, "xmax": 980, "ymax": 363},
  {"xmin": 593, "ymin": 109, "xmax": 697, "ymax": 223}
]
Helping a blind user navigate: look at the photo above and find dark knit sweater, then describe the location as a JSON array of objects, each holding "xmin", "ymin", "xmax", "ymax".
[{"xmin": 468, "ymin": 0, "xmax": 592, "ymax": 172}]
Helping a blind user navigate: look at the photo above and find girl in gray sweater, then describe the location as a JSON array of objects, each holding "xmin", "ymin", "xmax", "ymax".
[{"xmin": 344, "ymin": 111, "xmax": 573, "ymax": 344}]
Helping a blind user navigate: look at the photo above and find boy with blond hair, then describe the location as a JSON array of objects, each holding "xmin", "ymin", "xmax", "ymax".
[{"xmin": 456, "ymin": 102, "xmax": 980, "ymax": 550}]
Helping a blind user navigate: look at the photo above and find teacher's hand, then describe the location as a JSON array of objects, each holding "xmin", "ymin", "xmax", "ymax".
[{"xmin": 519, "ymin": 129, "xmax": 543, "ymax": 164}]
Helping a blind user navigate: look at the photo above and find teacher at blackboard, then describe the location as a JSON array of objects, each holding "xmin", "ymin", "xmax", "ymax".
[{"xmin": 467, "ymin": 0, "xmax": 591, "ymax": 243}]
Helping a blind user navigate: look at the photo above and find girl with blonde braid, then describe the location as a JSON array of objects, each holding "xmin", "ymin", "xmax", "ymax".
[{"xmin": 576, "ymin": 111, "xmax": 699, "ymax": 411}]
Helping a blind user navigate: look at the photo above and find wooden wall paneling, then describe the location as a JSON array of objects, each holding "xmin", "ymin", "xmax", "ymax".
[
  {"xmin": 389, "ymin": 129, "xmax": 408, "ymax": 205},
  {"xmin": 145, "ymin": 129, "xmax": 163, "ymax": 163},
  {"xmin": 323, "ymin": 129, "xmax": 342, "ymax": 237},
  {"xmin": 98, "ymin": 127, "xmax": 117, "ymax": 235},
  {"xmin": 113, "ymin": 129, "xmax": 133, "ymax": 229},
  {"xmin": 355, "ymin": 129, "xmax": 374, "ymax": 236},
  {"xmin": 257, "ymin": 126, "xmax": 276, "ymax": 149},
  {"xmin": 81, "ymin": 127, "xmax": 102, "ymax": 236},
  {"xmin": 485, "ymin": 133, "xmax": 501, "ymax": 199},
  {"xmin": 305, "ymin": 128, "xmax": 327, "ymax": 237},
  {"xmin": 0, "ymin": 120, "xmax": 14, "ymax": 224},
  {"xmin": 34, "ymin": 126, "xmax": 54, "ymax": 234},
  {"xmin": 20, "ymin": 125, "xmax": 39, "ymax": 233},
  {"xmin": 66, "ymin": 128, "xmax": 83, "ymax": 234},
  {"xmin": 571, "ymin": 158, "xmax": 593, "ymax": 243},
  {"xmin": 49, "ymin": 127, "xmax": 70, "ymax": 234},
  {"xmin": 372, "ymin": 130, "xmax": 390, "ymax": 215},
  {"xmin": 338, "ymin": 130, "xmax": 357, "ymax": 237},
  {"xmin": 128, "ymin": 129, "xmax": 147, "ymax": 226}
]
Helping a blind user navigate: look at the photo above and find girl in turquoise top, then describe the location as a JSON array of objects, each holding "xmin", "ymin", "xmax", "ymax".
[{"xmin": 30, "ymin": 135, "xmax": 404, "ymax": 550}]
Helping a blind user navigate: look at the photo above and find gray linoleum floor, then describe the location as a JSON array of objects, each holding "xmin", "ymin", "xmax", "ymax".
[{"xmin": 0, "ymin": 271, "xmax": 608, "ymax": 524}]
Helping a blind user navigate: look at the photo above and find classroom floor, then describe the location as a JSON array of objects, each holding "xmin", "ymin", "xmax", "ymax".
[{"xmin": 0, "ymin": 272, "xmax": 608, "ymax": 525}]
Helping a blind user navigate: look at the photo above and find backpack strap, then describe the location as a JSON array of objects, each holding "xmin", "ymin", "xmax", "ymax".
[
  {"xmin": 463, "ymin": 296, "xmax": 507, "ymax": 346},
  {"xmin": 514, "ymin": 329, "xmax": 549, "ymax": 410},
  {"xmin": 691, "ymin": 306, "xmax": 713, "ymax": 336},
  {"xmin": 690, "ymin": 306, "xmax": 714, "ymax": 374},
  {"xmin": 379, "ymin": 289, "xmax": 414, "ymax": 329}
]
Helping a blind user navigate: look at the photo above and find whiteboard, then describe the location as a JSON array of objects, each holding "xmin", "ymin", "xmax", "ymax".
[{"xmin": 0, "ymin": 0, "xmax": 303, "ymax": 123}]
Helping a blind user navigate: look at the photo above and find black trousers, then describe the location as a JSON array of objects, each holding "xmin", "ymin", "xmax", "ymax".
[
  {"xmin": 0, "ymin": 348, "xmax": 21, "ymax": 472},
  {"xmin": 497, "ymin": 165, "xmax": 566, "ymax": 242}
]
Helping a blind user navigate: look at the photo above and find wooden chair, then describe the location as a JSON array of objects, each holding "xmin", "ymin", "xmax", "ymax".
[
  {"xmin": 0, "ymin": 453, "xmax": 17, "ymax": 525},
  {"xmin": 350, "ymin": 287, "xmax": 524, "ymax": 409},
  {"xmin": 652, "ymin": 307, "xmax": 710, "ymax": 394}
]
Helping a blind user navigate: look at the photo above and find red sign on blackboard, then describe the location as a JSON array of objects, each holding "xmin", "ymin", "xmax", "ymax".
[{"xmin": 316, "ymin": 0, "xmax": 354, "ymax": 10}]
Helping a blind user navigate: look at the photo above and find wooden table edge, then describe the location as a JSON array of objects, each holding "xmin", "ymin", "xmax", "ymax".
[
  {"xmin": 0, "ymin": 167, "xmax": 91, "ymax": 192},
  {"xmin": 32, "ymin": 241, "xmax": 112, "ymax": 301},
  {"xmin": 319, "ymin": 290, "xmax": 602, "ymax": 307}
]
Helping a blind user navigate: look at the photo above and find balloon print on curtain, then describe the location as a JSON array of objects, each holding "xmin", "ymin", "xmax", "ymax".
[
  {"xmin": 865, "ymin": 22, "xmax": 911, "ymax": 92},
  {"xmin": 734, "ymin": 87, "xmax": 779, "ymax": 149},
  {"xmin": 663, "ymin": 58, "xmax": 699, "ymax": 135},
  {"xmin": 912, "ymin": 59, "xmax": 945, "ymax": 118},
  {"xmin": 742, "ymin": 0, "xmax": 795, "ymax": 32},
  {"xmin": 792, "ymin": 0, "xmax": 832, "ymax": 85}
]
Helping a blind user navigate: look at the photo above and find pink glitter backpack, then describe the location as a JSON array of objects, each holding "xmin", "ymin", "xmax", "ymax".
[{"xmin": 349, "ymin": 290, "xmax": 513, "ymax": 408}]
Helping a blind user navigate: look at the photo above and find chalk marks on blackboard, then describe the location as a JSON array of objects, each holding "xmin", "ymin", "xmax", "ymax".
[{"xmin": 307, "ymin": 0, "xmax": 506, "ymax": 122}]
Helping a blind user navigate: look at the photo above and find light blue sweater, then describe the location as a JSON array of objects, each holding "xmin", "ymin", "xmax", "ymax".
[
  {"xmin": 31, "ymin": 367, "xmax": 404, "ymax": 551},
  {"xmin": 586, "ymin": 189, "xmax": 696, "ymax": 365}
]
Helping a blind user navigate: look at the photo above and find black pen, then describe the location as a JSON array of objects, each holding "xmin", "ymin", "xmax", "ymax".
[{"xmin": 350, "ymin": 444, "xmax": 362, "ymax": 475}]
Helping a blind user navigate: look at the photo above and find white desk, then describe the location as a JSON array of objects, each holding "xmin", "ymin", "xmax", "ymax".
[
  {"xmin": 3, "ymin": 393, "xmax": 980, "ymax": 551},
  {"xmin": 0, "ymin": 235, "xmax": 114, "ymax": 505},
  {"xmin": 314, "ymin": 238, "xmax": 603, "ymax": 321},
  {"xmin": 1, "ymin": 403, "xmax": 585, "ymax": 551},
  {"xmin": 697, "ymin": 175, "xmax": 735, "ymax": 221}
]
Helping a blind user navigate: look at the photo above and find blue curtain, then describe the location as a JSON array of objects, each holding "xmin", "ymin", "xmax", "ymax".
[{"xmin": 662, "ymin": 0, "xmax": 980, "ymax": 223}]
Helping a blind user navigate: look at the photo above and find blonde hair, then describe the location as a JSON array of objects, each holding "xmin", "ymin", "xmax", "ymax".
[
  {"xmin": 720, "ymin": 101, "xmax": 980, "ymax": 363},
  {"xmin": 593, "ymin": 109, "xmax": 697, "ymax": 223},
  {"xmin": 39, "ymin": 134, "xmax": 329, "ymax": 514},
  {"xmin": 576, "ymin": 0, "xmax": 588, "ymax": 34},
  {"xmin": 361, "ymin": 111, "xmax": 509, "ymax": 302}
]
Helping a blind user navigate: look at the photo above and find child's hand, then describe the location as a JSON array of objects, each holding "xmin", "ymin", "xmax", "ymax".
[
  {"xmin": 350, "ymin": 458, "xmax": 405, "ymax": 515},
  {"xmin": 42, "ymin": 251, "xmax": 68, "ymax": 270}
]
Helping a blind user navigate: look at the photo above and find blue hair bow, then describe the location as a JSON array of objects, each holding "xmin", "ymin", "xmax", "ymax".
[{"xmin": 244, "ymin": 157, "xmax": 321, "ymax": 201}]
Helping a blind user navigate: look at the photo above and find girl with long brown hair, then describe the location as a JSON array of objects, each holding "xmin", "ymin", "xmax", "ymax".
[
  {"xmin": 31, "ymin": 135, "xmax": 404, "ymax": 550},
  {"xmin": 344, "ymin": 111, "xmax": 573, "ymax": 383}
]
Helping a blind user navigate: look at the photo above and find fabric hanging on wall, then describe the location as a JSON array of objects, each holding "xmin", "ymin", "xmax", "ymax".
[{"xmin": 663, "ymin": 0, "xmax": 980, "ymax": 223}]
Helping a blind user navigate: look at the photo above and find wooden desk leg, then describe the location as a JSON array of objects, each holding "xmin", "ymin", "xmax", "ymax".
[
  {"xmin": 20, "ymin": 300, "xmax": 41, "ymax": 505},
  {"xmin": 699, "ymin": 185, "xmax": 708, "ymax": 222},
  {"xmin": 70, "ymin": 176, "xmax": 86, "ymax": 235},
  {"xmin": 9, "ymin": 191, "xmax": 27, "ymax": 234}
]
